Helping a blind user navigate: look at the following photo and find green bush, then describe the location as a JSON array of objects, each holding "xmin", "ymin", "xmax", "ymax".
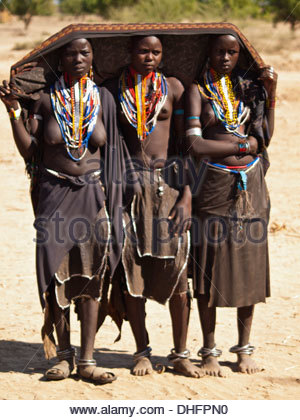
[
  {"xmin": 9, "ymin": 0, "xmax": 55, "ymax": 29},
  {"xmin": 197, "ymin": 0, "xmax": 262, "ymax": 19},
  {"xmin": 104, "ymin": 0, "xmax": 268, "ymax": 23},
  {"xmin": 59, "ymin": 0, "xmax": 99, "ymax": 15},
  {"xmin": 135, "ymin": 0, "xmax": 199, "ymax": 22},
  {"xmin": 268, "ymin": 0, "xmax": 300, "ymax": 31}
]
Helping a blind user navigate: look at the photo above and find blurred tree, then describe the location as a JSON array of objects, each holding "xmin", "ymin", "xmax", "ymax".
[
  {"xmin": 268, "ymin": 0, "xmax": 300, "ymax": 31},
  {"xmin": 136, "ymin": 0, "xmax": 199, "ymax": 22},
  {"xmin": 197, "ymin": 0, "xmax": 263, "ymax": 19},
  {"xmin": 59, "ymin": 0, "xmax": 98, "ymax": 15},
  {"xmin": 96, "ymin": 0, "xmax": 136, "ymax": 17},
  {"xmin": 9, "ymin": 0, "xmax": 54, "ymax": 29},
  {"xmin": 59, "ymin": 0, "xmax": 135, "ymax": 17}
]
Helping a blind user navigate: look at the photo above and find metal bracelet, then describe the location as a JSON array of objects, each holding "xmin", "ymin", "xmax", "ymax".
[
  {"xmin": 238, "ymin": 140, "xmax": 250, "ymax": 155},
  {"xmin": 77, "ymin": 358, "xmax": 97, "ymax": 367},
  {"xmin": 167, "ymin": 348, "xmax": 190, "ymax": 362},
  {"xmin": 197, "ymin": 346, "xmax": 222, "ymax": 358},
  {"xmin": 56, "ymin": 346, "xmax": 76, "ymax": 361},
  {"xmin": 133, "ymin": 346, "xmax": 152, "ymax": 362},
  {"xmin": 229, "ymin": 343, "xmax": 255, "ymax": 355}
]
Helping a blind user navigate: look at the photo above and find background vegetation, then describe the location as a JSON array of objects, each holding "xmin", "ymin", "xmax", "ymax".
[{"xmin": 0, "ymin": 0, "xmax": 299, "ymax": 31}]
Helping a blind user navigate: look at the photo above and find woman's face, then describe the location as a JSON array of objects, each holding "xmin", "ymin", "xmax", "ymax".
[
  {"xmin": 131, "ymin": 36, "xmax": 162, "ymax": 76},
  {"xmin": 61, "ymin": 38, "xmax": 93, "ymax": 79},
  {"xmin": 209, "ymin": 35, "xmax": 240, "ymax": 75}
]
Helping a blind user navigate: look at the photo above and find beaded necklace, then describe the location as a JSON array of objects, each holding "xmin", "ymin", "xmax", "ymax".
[
  {"xmin": 119, "ymin": 66, "xmax": 168, "ymax": 141},
  {"xmin": 50, "ymin": 71, "xmax": 100, "ymax": 161},
  {"xmin": 198, "ymin": 68, "xmax": 249, "ymax": 138}
]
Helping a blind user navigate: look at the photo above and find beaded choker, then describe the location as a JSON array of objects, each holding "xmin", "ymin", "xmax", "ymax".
[
  {"xmin": 199, "ymin": 68, "xmax": 249, "ymax": 138},
  {"xmin": 50, "ymin": 72, "xmax": 100, "ymax": 161},
  {"xmin": 119, "ymin": 66, "xmax": 168, "ymax": 141}
]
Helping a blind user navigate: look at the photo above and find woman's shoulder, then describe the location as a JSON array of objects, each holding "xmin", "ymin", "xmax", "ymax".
[
  {"xmin": 185, "ymin": 80, "xmax": 203, "ymax": 97},
  {"xmin": 166, "ymin": 75, "xmax": 184, "ymax": 90}
]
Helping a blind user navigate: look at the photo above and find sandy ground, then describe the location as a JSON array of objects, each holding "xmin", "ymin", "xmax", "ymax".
[{"xmin": 0, "ymin": 16, "xmax": 299, "ymax": 402}]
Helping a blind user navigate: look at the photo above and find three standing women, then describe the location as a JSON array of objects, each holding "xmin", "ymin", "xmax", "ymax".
[{"xmin": 1, "ymin": 30, "xmax": 277, "ymax": 381}]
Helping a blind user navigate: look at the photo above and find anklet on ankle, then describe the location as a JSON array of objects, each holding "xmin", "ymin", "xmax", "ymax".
[
  {"xmin": 77, "ymin": 358, "xmax": 97, "ymax": 367},
  {"xmin": 77, "ymin": 358, "xmax": 117, "ymax": 384},
  {"xmin": 133, "ymin": 346, "xmax": 152, "ymax": 362},
  {"xmin": 197, "ymin": 346, "xmax": 222, "ymax": 358},
  {"xmin": 45, "ymin": 347, "xmax": 76, "ymax": 380},
  {"xmin": 57, "ymin": 346, "xmax": 76, "ymax": 361},
  {"xmin": 167, "ymin": 348, "xmax": 190, "ymax": 362},
  {"xmin": 229, "ymin": 343, "xmax": 255, "ymax": 355}
]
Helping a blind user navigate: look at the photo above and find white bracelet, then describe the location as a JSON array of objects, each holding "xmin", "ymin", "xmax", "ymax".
[
  {"xmin": 186, "ymin": 127, "xmax": 202, "ymax": 137},
  {"xmin": 9, "ymin": 103, "xmax": 22, "ymax": 120},
  {"xmin": 30, "ymin": 135, "xmax": 38, "ymax": 145},
  {"xmin": 31, "ymin": 113, "xmax": 43, "ymax": 121}
]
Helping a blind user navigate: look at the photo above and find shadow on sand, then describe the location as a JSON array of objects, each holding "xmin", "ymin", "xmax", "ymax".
[{"xmin": 0, "ymin": 339, "xmax": 170, "ymax": 378}]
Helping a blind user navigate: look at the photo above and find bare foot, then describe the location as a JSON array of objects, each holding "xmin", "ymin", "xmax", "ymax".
[
  {"xmin": 237, "ymin": 354, "xmax": 262, "ymax": 374},
  {"xmin": 78, "ymin": 365, "xmax": 116, "ymax": 384},
  {"xmin": 132, "ymin": 356, "xmax": 153, "ymax": 376},
  {"xmin": 201, "ymin": 356, "xmax": 225, "ymax": 377},
  {"xmin": 173, "ymin": 359, "xmax": 205, "ymax": 378}
]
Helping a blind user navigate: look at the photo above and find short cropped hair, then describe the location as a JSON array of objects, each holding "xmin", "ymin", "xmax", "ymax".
[{"xmin": 130, "ymin": 35, "xmax": 164, "ymax": 51}]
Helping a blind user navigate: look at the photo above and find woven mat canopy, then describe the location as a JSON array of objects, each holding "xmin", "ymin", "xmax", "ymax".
[{"xmin": 10, "ymin": 22, "xmax": 265, "ymax": 98}]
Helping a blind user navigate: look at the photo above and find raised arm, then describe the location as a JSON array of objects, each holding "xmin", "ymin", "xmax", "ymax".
[
  {"xmin": 0, "ymin": 80, "xmax": 41, "ymax": 160},
  {"xmin": 258, "ymin": 66, "xmax": 278, "ymax": 140}
]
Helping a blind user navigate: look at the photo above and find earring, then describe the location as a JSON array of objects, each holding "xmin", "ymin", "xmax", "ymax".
[{"xmin": 89, "ymin": 66, "xmax": 94, "ymax": 80}]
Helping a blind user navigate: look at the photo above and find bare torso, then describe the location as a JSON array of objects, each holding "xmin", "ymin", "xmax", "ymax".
[
  {"xmin": 32, "ymin": 88, "xmax": 106, "ymax": 176},
  {"xmin": 200, "ymin": 89, "xmax": 254, "ymax": 166},
  {"xmin": 117, "ymin": 76, "xmax": 184, "ymax": 168}
]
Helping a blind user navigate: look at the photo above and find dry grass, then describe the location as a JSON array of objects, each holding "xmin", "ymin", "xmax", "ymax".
[{"xmin": 13, "ymin": 39, "xmax": 45, "ymax": 51}]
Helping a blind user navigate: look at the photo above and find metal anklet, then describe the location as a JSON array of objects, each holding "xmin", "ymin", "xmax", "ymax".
[
  {"xmin": 167, "ymin": 348, "xmax": 190, "ymax": 362},
  {"xmin": 77, "ymin": 358, "xmax": 97, "ymax": 367},
  {"xmin": 57, "ymin": 346, "xmax": 76, "ymax": 361},
  {"xmin": 197, "ymin": 346, "xmax": 222, "ymax": 358},
  {"xmin": 133, "ymin": 346, "xmax": 152, "ymax": 362},
  {"xmin": 229, "ymin": 344, "xmax": 255, "ymax": 355}
]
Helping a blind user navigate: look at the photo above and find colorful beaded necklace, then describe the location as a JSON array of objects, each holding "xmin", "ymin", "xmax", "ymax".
[
  {"xmin": 119, "ymin": 66, "xmax": 168, "ymax": 141},
  {"xmin": 50, "ymin": 70, "xmax": 100, "ymax": 161},
  {"xmin": 198, "ymin": 68, "xmax": 249, "ymax": 138}
]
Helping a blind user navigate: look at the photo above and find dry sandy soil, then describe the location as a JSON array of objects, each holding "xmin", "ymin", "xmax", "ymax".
[{"xmin": 0, "ymin": 16, "xmax": 299, "ymax": 403}]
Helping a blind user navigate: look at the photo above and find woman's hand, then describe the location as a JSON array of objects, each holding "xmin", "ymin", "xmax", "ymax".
[
  {"xmin": 0, "ymin": 80, "xmax": 20, "ymax": 110},
  {"xmin": 247, "ymin": 136, "xmax": 258, "ymax": 155},
  {"xmin": 258, "ymin": 66, "xmax": 277, "ymax": 99},
  {"xmin": 168, "ymin": 186, "xmax": 192, "ymax": 235}
]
